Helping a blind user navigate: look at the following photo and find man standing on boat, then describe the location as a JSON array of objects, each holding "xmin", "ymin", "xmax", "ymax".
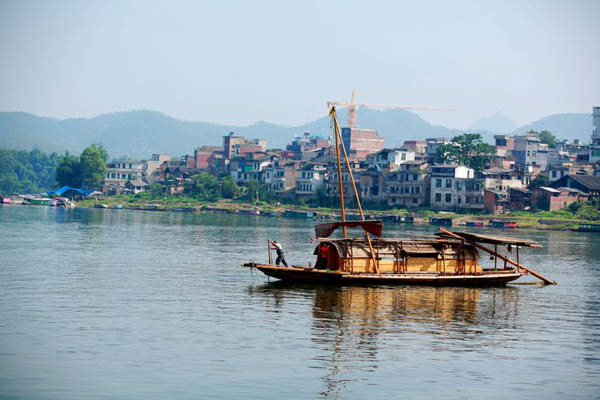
[{"xmin": 269, "ymin": 240, "xmax": 289, "ymax": 267}]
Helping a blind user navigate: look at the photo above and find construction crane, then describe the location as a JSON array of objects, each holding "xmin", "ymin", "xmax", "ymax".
[{"xmin": 327, "ymin": 89, "xmax": 454, "ymax": 128}]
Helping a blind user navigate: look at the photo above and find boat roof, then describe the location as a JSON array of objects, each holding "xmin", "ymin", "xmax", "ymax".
[
  {"xmin": 437, "ymin": 230, "xmax": 542, "ymax": 248},
  {"xmin": 315, "ymin": 220, "xmax": 383, "ymax": 238}
]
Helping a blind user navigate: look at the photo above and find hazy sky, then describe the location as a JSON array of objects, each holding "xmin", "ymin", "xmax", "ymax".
[{"xmin": 0, "ymin": 0, "xmax": 598, "ymax": 129}]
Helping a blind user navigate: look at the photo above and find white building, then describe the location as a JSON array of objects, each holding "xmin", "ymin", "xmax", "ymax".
[
  {"xmin": 366, "ymin": 148, "xmax": 416, "ymax": 172},
  {"xmin": 295, "ymin": 163, "xmax": 327, "ymax": 197},
  {"xmin": 430, "ymin": 164, "xmax": 484, "ymax": 211},
  {"xmin": 105, "ymin": 161, "xmax": 145, "ymax": 187}
]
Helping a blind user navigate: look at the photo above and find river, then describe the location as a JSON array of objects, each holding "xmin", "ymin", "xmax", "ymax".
[{"xmin": 1, "ymin": 206, "xmax": 599, "ymax": 399}]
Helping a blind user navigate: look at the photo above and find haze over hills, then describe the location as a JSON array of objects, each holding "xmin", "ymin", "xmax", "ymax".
[
  {"xmin": 469, "ymin": 111, "xmax": 518, "ymax": 133},
  {"xmin": 0, "ymin": 108, "xmax": 593, "ymax": 160}
]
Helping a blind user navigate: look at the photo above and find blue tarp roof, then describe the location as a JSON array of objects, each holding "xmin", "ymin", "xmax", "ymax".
[{"xmin": 49, "ymin": 186, "xmax": 96, "ymax": 196}]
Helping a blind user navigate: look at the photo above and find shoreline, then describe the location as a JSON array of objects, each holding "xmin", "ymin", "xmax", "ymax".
[{"xmin": 66, "ymin": 197, "xmax": 596, "ymax": 232}]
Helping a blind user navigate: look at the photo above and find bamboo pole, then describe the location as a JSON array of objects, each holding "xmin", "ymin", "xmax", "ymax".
[
  {"xmin": 439, "ymin": 228, "xmax": 556, "ymax": 285},
  {"xmin": 330, "ymin": 106, "xmax": 379, "ymax": 274},
  {"xmin": 267, "ymin": 238, "xmax": 272, "ymax": 264},
  {"xmin": 330, "ymin": 107, "xmax": 347, "ymax": 239}
]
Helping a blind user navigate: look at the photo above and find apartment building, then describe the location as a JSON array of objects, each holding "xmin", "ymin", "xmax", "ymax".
[
  {"xmin": 429, "ymin": 165, "xmax": 484, "ymax": 211},
  {"xmin": 385, "ymin": 160, "xmax": 430, "ymax": 208},
  {"xmin": 295, "ymin": 163, "xmax": 327, "ymax": 197},
  {"xmin": 104, "ymin": 161, "xmax": 145, "ymax": 187},
  {"xmin": 263, "ymin": 158, "xmax": 299, "ymax": 193}
]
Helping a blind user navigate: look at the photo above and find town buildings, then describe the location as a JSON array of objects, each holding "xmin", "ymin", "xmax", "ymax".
[{"xmin": 100, "ymin": 105, "xmax": 600, "ymax": 215}]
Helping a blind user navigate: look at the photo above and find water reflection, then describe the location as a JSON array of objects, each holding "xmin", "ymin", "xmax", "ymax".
[{"xmin": 251, "ymin": 283, "xmax": 521, "ymax": 397}]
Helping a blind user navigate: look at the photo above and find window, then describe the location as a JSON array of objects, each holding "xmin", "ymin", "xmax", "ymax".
[
  {"xmin": 458, "ymin": 196, "xmax": 462, "ymax": 204},
  {"xmin": 436, "ymin": 179, "xmax": 442, "ymax": 188},
  {"xmin": 435, "ymin": 193, "xmax": 442, "ymax": 202},
  {"xmin": 401, "ymin": 153, "xmax": 406, "ymax": 160},
  {"xmin": 445, "ymin": 193, "xmax": 452, "ymax": 203},
  {"xmin": 415, "ymin": 187, "xmax": 420, "ymax": 194},
  {"xmin": 552, "ymin": 170, "xmax": 557, "ymax": 177},
  {"xmin": 446, "ymin": 179, "xmax": 452, "ymax": 188}
]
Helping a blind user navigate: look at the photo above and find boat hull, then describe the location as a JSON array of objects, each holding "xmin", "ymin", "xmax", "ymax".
[{"xmin": 244, "ymin": 264, "xmax": 524, "ymax": 287}]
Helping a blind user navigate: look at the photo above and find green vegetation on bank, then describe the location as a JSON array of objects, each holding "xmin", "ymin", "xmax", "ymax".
[
  {"xmin": 56, "ymin": 143, "xmax": 108, "ymax": 189},
  {"xmin": 0, "ymin": 148, "xmax": 61, "ymax": 193}
]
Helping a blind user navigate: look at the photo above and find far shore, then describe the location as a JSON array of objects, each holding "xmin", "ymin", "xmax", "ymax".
[{"xmin": 68, "ymin": 195, "xmax": 598, "ymax": 233}]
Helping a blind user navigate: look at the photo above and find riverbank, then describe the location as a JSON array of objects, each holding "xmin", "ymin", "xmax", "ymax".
[{"xmin": 73, "ymin": 194, "xmax": 600, "ymax": 232}]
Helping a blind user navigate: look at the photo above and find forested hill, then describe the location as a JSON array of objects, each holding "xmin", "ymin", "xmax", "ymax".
[{"xmin": 0, "ymin": 109, "xmax": 592, "ymax": 159}]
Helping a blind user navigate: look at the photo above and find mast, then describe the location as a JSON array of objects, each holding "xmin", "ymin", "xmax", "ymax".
[
  {"xmin": 329, "ymin": 106, "xmax": 379, "ymax": 274},
  {"xmin": 330, "ymin": 106, "xmax": 347, "ymax": 238}
]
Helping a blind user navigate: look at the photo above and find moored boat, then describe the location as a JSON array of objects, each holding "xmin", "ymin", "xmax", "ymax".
[
  {"xmin": 466, "ymin": 221, "xmax": 484, "ymax": 227},
  {"xmin": 430, "ymin": 217, "xmax": 453, "ymax": 226},
  {"xmin": 490, "ymin": 220, "xmax": 516, "ymax": 229},
  {"xmin": 284, "ymin": 209, "xmax": 317, "ymax": 219}
]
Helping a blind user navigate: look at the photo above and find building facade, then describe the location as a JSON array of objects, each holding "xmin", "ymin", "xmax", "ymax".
[{"xmin": 341, "ymin": 128, "xmax": 385, "ymax": 160}]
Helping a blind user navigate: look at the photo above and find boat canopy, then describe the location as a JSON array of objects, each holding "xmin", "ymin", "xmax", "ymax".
[
  {"xmin": 315, "ymin": 220, "xmax": 383, "ymax": 238},
  {"xmin": 314, "ymin": 238, "xmax": 479, "ymax": 259},
  {"xmin": 437, "ymin": 230, "xmax": 542, "ymax": 248}
]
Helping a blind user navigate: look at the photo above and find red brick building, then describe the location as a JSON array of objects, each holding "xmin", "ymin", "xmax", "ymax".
[
  {"xmin": 532, "ymin": 186, "xmax": 588, "ymax": 211},
  {"xmin": 341, "ymin": 128, "xmax": 384, "ymax": 160}
]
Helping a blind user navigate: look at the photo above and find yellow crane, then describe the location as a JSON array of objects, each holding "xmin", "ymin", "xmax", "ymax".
[{"xmin": 327, "ymin": 89, "xmax": 454, "ymax": 128}]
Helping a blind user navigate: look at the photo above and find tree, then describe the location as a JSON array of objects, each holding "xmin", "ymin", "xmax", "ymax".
[
  {"xmin": 220, "ymin": 176, "xmax": 240, "ymax": 199},
  {"xmin": 185, "ymin": 172, "xmax": 220, "ymax": 200},
  {"xmin": 56, "ymin": 152, "xmax": 82, "ymax": 188},
  {"xmin": 436, "ymin": 133, "xmax": 495, "ymax": 172},
  {"xmin": 80, "ymin": 144, "xmax": 108, "ymax": 189},
  {"xmin": 527, "ymin": 173, "xmax": 550, "ymax": 190},
  {"xmin": 538, "ymin": 130, "xmax": 557, "ymax": 148}
]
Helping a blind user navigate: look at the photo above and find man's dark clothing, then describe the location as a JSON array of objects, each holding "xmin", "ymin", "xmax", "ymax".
[{"xmin": 273, "ymin": 243, "xmax": 289, "ymax": 267}]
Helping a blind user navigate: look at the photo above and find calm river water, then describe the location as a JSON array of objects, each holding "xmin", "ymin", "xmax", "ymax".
[{"xmin": 1, "ymin": 206, "xmax": 599, "ymax": 399}]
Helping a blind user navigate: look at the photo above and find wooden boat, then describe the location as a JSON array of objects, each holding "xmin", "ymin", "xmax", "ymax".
[
  {"xmin": 243, "ymin": 105, "xmax": 556, "ymax": 286},
  {"xmin": 430, "ymin": 217, "xmax": 453, "ymax": 226},
  {"xmin": 466, "ymin": 221, "xmax": 484, "ymax": 227},
  {"xmin": 490, "ymin": 220, "xmax": 516, "ymax": 229},
  {"xmin": 284, "ymin": 209, "xmax": 317, "ymax": 219},
  {"xmin": 239, "ymin": 208, "xmax": 260, "ymax": 216}
]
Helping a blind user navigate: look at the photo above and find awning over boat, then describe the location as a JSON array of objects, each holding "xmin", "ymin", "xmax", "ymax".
[
  {"xmin": 314, "ymin": 239, "xmax": 479, "ymax": 259},
  {"xmin": 315, "ymin": 220, "xmax": 383, "ymax": 238},
  {"xmin": 437, "ymin": 230, "xmax": 542, "ymax": 248}
]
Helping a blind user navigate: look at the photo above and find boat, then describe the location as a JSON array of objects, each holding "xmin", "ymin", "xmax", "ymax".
[
  {"xmin": 239, "ymin": 208, "xmax": 260, "ymax": 216},
  {"xmin": 466, "ymin": 221, "xmax": 484, "ymax": 227},
  {"xmin": 284, "ymin": 209, "xmax": 317, "ymax": 219},
  {"xmin": 490, "ymin": 220, "xmax": 516, "ymax": 229},
  {"xmin": 242, "ymin": 105, "xmax": 556, "ymax": 286},
  {"xmin": 379, "ymin": 215, "xmax": 413, "ymax": 223},
  {"xmin": 112, "ymin": 204, "xmax": 123, "ymax": 209},
  {"xmin": 30, "ymin": 197, "xmax": 52, "ymax": 206},
  {"xmin": 430, "ymin": 217, "xmax": 453, "ymax": 226},
  {"xmin": 571, "ymin": 223, "xmax": 600, "ymax": 233},
  {"xmin": 172, "ymin": 206, "xmax": 194, "ymax": 212},
  {"xmin": 94, "ymin": 203, "xmax": 108, "ymax": 209}
]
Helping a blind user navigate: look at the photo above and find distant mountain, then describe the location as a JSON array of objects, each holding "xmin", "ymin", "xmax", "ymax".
[
  {"xmin": 470, "ymin": 111, "xmax": 517, "ymax": 133},
  {"xmin": 514, "ymin": 113, "xmax": 592, "ymax": 142},
  {"xmin": 0, "ymin": 108, "xmax": 461, "ymax": 159},
  {"xmin": 0, "ymin": 109, "xmax": 593, "ymax": 159}
]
